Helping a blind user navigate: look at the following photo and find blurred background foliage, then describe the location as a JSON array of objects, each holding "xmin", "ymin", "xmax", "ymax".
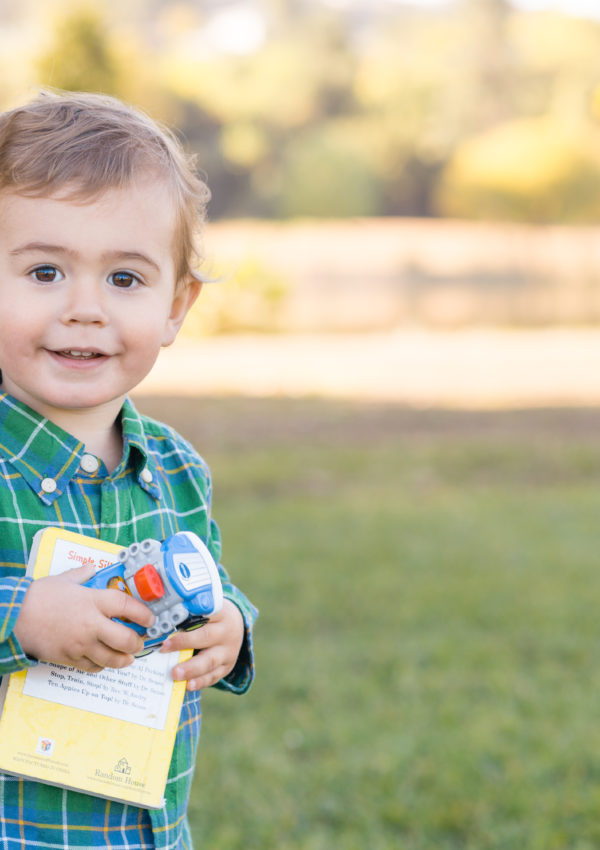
[{"xmin": 2, "ymin": 0, "xmax": 600, "ymax": 224}]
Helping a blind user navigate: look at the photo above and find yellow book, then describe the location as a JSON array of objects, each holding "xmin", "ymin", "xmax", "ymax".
[{"xmin": 0, "ymin": 527, "xmax": 192, "ymax": 808}]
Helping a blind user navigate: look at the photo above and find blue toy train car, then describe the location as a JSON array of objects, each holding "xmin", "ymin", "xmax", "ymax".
[{"xmin": 85, "ymin": 531, "xmax": 223, "ymax": 653}]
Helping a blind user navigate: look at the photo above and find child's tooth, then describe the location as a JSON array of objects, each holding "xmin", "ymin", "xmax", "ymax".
[{"xmin": 64, "ymin": 350, "xmax": 96, "ymax": 358}]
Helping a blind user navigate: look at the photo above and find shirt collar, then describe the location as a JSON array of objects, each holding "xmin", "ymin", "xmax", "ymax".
[
  {"xmin": 0, "ymin": 392, "xmax": 161, "ymax": 504},
  {"xmin": 120, "ymin": 397, "xmax": 162, "ymax": 500}
]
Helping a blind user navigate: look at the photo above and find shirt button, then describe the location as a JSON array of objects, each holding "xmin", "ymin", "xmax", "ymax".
[
  {"xmin": 41, "ymin": 477, "xmax": 57, "ymax": 494},
  {"xmin": 80, "ymin": 453, "xmax": 100, "ymax": 474},
  {"xmin": 140, "ymin": 467, "xmax": 153, "ymax": 484}
]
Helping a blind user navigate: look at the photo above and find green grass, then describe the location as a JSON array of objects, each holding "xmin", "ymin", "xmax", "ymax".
[{"xmin": 136, "ymin": 397, "xmax": 600, "ymax": 849}]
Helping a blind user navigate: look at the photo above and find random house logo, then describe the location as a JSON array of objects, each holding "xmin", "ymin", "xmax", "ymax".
[{"xmin": 95, "ymin": 757, "xmax": 144, "ymax": 788}]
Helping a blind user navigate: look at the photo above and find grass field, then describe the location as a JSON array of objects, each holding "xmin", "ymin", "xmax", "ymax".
[{"xmin": 136, "ymin": 395, "xmax": 600, "ymax": 849}]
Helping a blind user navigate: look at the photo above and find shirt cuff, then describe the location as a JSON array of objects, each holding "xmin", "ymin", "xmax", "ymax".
[
  {"xmin": 0, "ymin": 575, "xmax": 39, "ymax": 675},
  {"xmin": 213, "ymin": 593, "xmax": 258, "ymax": 695}
]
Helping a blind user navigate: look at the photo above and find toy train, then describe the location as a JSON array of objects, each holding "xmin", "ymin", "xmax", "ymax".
[{"xmin": 84, "ymin": 531, "xmax": 223, "ymax": 653}]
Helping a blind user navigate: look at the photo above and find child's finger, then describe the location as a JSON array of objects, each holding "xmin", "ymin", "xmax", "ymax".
[
  {"xmin": 171, "ymin": 649, "xmax": 227, "ymax": 691},
  {"xmin": 77, "ymin": 645, "xmax": 136, "ymax": 672},
  {"xmin": 98, "ymin": 617, "xmax": 147, "ymax": 657},
  {"xmin": 160, "ymin": 623, "xmax": 214, "ymax": 654},
  {"xmin": 60, "ymin": 564, "xmax": 98, "ymax": 584},
  {"xmin": 98, "ymin": 588, "xmax": 156, "ymax": 630}
]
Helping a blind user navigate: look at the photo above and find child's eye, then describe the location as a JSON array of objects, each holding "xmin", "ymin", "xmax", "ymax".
[
  {"xmin": 30, "ymin": 265, "xmax": 63, "ymax": 284},
  {"xmin": 109, "ymin": 271, "xmax": 140, "ymax": 289}
]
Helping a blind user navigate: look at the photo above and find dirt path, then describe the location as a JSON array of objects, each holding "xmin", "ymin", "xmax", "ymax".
[{"xmin": 134, "ymin": 329, "xmax": 600, "ymax": 409}]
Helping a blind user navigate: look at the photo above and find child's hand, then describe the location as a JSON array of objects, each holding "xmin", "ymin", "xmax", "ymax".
[
  {"xmin": 159, "ymin": 600, "xmax": 245, "ymax": 691},
  {"xmin": 14, "ymin": 564, "xmax": 156, "ymax": 672}
]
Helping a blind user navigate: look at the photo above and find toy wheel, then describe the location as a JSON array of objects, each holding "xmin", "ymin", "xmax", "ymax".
[{"xmin": 134, "ymin": 646, "xmax": 155, "ymax": 659}]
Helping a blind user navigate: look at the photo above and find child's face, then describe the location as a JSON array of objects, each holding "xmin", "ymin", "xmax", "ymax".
[{"xmin": 0, "ymin": 180, "xmax": 197, "ymax": 423}]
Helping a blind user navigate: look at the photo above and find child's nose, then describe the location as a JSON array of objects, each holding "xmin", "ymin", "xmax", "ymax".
[{"xmin": 61, "ymin": 280, "xmax": 108, "ymax": 325}]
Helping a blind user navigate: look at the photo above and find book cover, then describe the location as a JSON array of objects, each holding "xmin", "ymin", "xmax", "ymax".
[{"xmin": 0, "ymin": 527, "xmax": 192, "ymax": 808}]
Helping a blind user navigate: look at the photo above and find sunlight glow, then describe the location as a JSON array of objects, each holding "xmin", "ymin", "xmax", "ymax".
[{"xmin": 204, "ymin": 4, "xmax": 266, "ymax": 55}]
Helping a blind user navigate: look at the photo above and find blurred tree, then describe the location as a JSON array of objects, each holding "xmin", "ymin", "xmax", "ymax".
[
  {"xmin": 436, "ymin": 9, "xmax": 600, "ymax": 222},
  {"xmin": 33, "ymin": 3, "xmax": 187, "ymax": 140},
  {"xmin": 509, "ymin": 10, "xmax": 600, "ymax": 124},
  {"xmin": 436, "ymin": 117, "xmax": 600, "ymax": 222},
  {"xmin": 352, "ymin": 10, "xmax": 459, "ymax": 215},
  {"xmin": 277, "ymin": 120, "xmax": 381, "ymax": 218},
  {"xmin": 37, "ymin": 5, "xmax": 122, "ymax": 95},
  {"xmin": 162, "ymin": 39, "xmax": 321, "ymax": 130},
  {"xmin": 456, "ymin": 0, "xmax": 516, "ymax": 131},
  {"xmin": 160, "ymin": 4, "xmax": 363, "ymax": 217}
]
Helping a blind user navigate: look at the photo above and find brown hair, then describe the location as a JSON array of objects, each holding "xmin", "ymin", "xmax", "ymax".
[{"xmin": 0, "ymin": 90, "xmax": 210, "ymax": 287}]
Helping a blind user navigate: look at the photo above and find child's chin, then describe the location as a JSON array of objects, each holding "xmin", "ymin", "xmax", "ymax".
[{"xmin": 39, "ymin": 389, "xmax": 126, "ymax": 413}]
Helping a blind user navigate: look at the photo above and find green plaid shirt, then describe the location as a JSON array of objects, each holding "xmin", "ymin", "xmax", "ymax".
[{"xmin": 0, "ymin": 391, "xmax": 257, "ymax": 849}]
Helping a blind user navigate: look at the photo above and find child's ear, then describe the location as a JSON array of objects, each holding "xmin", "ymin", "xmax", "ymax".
[{"xmin": 161, "ymin": 279, "xmax": 203, "ymax": 347}]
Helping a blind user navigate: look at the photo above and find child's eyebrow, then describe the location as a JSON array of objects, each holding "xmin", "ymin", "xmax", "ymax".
[
  {"xmin": 9, "ymin": 241, "xmax": 74, "ymax": 257},
  {"xmin": 9, "ymin": 243, "xmax": 160, "ymax": 272},
  {"xmin": 100, "ymin": 250, "xmax": 161, "ymax": 272}
]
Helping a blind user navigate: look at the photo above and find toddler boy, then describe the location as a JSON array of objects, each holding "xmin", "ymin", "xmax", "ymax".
[{"xmin": 0, "ymin": 90, "xmax": 257, "ymax": 848}]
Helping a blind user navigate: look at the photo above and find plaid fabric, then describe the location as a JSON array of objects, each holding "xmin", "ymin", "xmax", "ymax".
[{"xmin": 0, "ymin": 391, "xmax": 257, "ymax": 848}]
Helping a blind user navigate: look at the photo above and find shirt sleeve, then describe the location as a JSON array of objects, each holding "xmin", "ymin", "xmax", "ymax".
[
  {"xmin": 206, "ymin": 518, "xmax": 258, "ymax": 695},
  {"xmin": 0, "ymin": 575, "xmax": 39, "ymax": 675}
]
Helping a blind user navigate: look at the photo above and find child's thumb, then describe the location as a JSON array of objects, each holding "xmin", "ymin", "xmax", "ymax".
[{"xmin": 62, "ymin": 564, "xmax": 97, "ymax": 584}]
